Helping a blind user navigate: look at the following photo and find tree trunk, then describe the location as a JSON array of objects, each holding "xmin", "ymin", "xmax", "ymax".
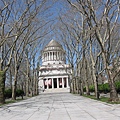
[
  {"xmin": 107, "ymin": 69, "xmax": 119, "ymax": 102},
  {"xmin": 92, "ymin": 66, "xmax": 99, "ymax": 99},
  {"xmin": 84, "ymin": 59, "xmax": 90, "ymax": 95},
  {"xmin": 80, "ymin": 80, "xmax": 84, "ymax": 95},
  {"xmin": 12, "ymin": 69, "xmax": 18, "ymax": 100},
  {"xmin": 78, "ymin": 81, "xmax": 83, "ymax": 95},
  {"xmin": 74, "ymin": 78, "xmax": 78, "ymax": 94},
  {"xmin": 29, "ymin": 78, "xmax": 33, "ymax": 97},
  {"xmin": 0, "ymin": 71, "xmax": 5, "ymax": 104},
  {"xmin": 35, "ymin": 78, "xmax": 38, "ymax": 95},
  {"xmin": 72, "ymin": 79, "xmax": 75, "ymax": 94},
  {"xmin": 71, "ymin": 67, "xmax": 75, "ymax": 93},
  {"xmin": 85, "ymin": 81, "xmax": 90, "ymax": 95},
  {"xmin": 77, "ymin": 77, "xmax": 80, "ymax": 94},
  {"xmin": 109, "ymin": 81, "xmax": 118, "ymax": 101},
  {"xmin": 102, "ymin": 53, "xmax": 119, "ymax": 101},
  {"xmin": 9, "ymin": 68, "xmax": 12, "ymax": 90},
  {"xmin": 34, "ymin": 76, "xmax": 36, "ymax": 96},
  {"xmin": 89, "ymin": 41, "xmax": 99, "ymax": 99},
  {"xmin": 79, "ymin": 63, "xmax": 84, "ymax": 95},
  {"xmin": 82, "ymin": 54, "xmax": 90, "ymax": 95},
  {"xmin": 26, "ymin": 76, "xmax": 29, "ymax": 97},
  {"xmin": 26, "ymin": 57, "xmax": 29, "ymax": 97}
]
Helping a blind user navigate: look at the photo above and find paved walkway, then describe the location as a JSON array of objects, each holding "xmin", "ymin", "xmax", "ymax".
[{"xmin": 0, "ymin": 92, "xmax": 120, "ymax": 120}]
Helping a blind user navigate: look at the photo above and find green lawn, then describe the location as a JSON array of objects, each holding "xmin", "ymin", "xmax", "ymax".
[
  {"xmin": 0, "ymin": 97, "xmax": 28, "ymax": 106},
  {"xmin": 83, "ymin": 94, "xmax": 120, "ymax": 104}
]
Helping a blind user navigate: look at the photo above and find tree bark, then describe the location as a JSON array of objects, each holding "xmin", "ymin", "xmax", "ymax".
[
  {"xmin": 106, "ymin": 68, "xmax": 119, "ymax": 102},
  {"xmin": 26, "ymin": 62, "xmax": 29, "ymax": 97},
  {"xmin": 0, "ymin": 71, "xmax": 5, "ymax": 104},
  {"xmin": 84, "ymin": 59, "xmax": 90, "ymax": 95},
  {"xmin": 12, "ymin": 69, "xmax": 18, "ymax": 100},
  {"xmin": 102, "ymin": 52, "xmax": 119, "ymax": 101},
  {"xmin": 90, "ymin": 40, "xmax": 99, "ymax": 99}
]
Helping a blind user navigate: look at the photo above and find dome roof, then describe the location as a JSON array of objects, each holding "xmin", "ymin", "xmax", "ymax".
[
  {"xmin": 46, "ymin": 39, "xmax": 62, "ymax": 47},
  {"xmin": 43, "ymin": 39, "xmax": 64, "ymax": 51}
]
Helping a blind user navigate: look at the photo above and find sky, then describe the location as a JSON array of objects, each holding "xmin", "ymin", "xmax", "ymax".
[{"xmin": 35, "ymin": 0, "xmax": 68, "ymax": 65}]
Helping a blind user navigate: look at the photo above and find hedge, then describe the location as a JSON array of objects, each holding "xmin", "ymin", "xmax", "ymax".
[
  {"xmin": 5, "ymin": 89, "xmax": 24, "ymax": 99},
  {"xmin": 84, "ymin": 81, "xmax": 120, "ymax": 93},
  {"xmin": 98, "ymin": 83, "xmax": 110, "ymax": 93},
  {"xmin": 4, "ymin": 89, "xmax": 12, "ymax": 98},
  {"xmin": 83, "ymin": 85, "xmax": 95, "ymax": 92},
  {"xmin": 16, "ymin": 89, "xmax": 24, "ymax": 97},
  {"xmin": 115, "ymin": 81, "xmax": 120, "ymax": 93}
]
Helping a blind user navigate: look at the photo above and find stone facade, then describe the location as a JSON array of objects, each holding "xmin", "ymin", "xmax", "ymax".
[{"xmin": 38, "ymin": 40, "xmax": 71, "ymax": 92}]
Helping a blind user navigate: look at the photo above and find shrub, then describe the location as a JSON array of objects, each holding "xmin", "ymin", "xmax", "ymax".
[
  {"xmin": 83, "ymin": 85, "xmax": 95, "ymax": 92},
  {"xmin": 115, "ymin": 81, "xmax": 120, "ymax": 93},
  {"xmin": 5, "ymin": 89, "xmax": 24, "ymax": 99},
  {"xmin": 98, "ymin": 84, "xmax": 104, "ymax": 93},
  {"xmin": 5, "ymin": 89, "xmax": 12, "ymax": 98},
  {"xmin": 83, "ymin": 86, "xmax": 86, "ymax": 92},
  {"xmin": 84, "ymin": 81, "xmax": 120, "ymax": 94},
  {"xmin": 89, "ymin": 85, "xmax": 95, "ymax": 92},
  {"xmin": 99, "ymin": 83, "xmax": 110, "ymax": 93},
  {"xmin": 88, "ymin": 83, "xmax": 110, "ymax": 93},
  {"xmin": 16, "ymin": 89, "xmax": 24, "ymax": 97}
]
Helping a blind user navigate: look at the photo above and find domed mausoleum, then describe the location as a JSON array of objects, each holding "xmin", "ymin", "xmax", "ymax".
[{"xmin": 38, "ymin": 40, "xmax": 71, "ymax": 92}]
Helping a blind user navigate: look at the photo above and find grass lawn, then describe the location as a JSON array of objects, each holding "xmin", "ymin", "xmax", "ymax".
[
  {"xmin": 0, "ymin": 97, "xmax": 27, "ymax": 106},
  {"xmin": 83, "ymin": 94, "xmax": 120, "ymax": 104}
]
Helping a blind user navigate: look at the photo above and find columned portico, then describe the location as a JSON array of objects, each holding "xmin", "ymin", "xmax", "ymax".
[{"xmin": 41, "ymin": 76, "xmax": 69, "ymax": 90}]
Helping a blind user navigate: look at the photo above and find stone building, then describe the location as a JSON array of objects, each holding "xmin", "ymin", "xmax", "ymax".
[{"xmin": 38, "ymin": 40, "xmax": 71, "ymax": 92}]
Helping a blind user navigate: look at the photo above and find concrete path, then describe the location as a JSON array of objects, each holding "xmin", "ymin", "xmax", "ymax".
[{"xmin": 0, "ymin": 92, "xmax": 120, "ymax": 120}]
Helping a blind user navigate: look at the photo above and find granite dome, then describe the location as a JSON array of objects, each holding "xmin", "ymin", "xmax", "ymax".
[
  {"xmin": 43, "ymin": 39, "xmax": 64, "ymax": 51},
  {"xmin": 46, "ymin": 39, "xmax": 62, "ymax": 47}
]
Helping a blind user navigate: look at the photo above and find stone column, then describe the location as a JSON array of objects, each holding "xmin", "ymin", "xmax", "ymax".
[
  {"xmin": 56, "ymin": 52, "xmax": 57, "ymax": 60},
  {"xmin": 62, "ymin": 78, "xmax": 64, "ymax": 88},
  {"xmin": 51, "ymin": 52, "xmax": 53, "ymax": 60},
  {"xmin": 57, "ymin": 52, "xmax": 58, "ymax": 60},
  {"xmin": 53, "ymin": 52, "xmax": 54, "ymax": 60},
  {"xmin": 55, "ymin": 52, "xmax": 57, "ymax": 60},
  {"xmin": 43, "ymin": 79, "xmax": 45, "ymax": 90},
  {"xmin": 45, "ymin": 53, "xmax": 47, "ymax": 61},
  {"xmin": 49, "ymin": 52, "xmax": 50, "ymax": 60},
  {"xmin": 52, "ymin": 78, "xmax": 54, "ymax": 89},
  {"xmin": 59, "ymin": 52, "xmax": 61, "ymax": 61},
  {"xmin": 47, "ymin": 79, "xmax": 49, "ymax": 89},
  {"xmin": 62, "ymin": 53, "xmax": 64, "ymax": 60},
  {"xmin": 47, "ymin": 52, "xmax": 49, "ymax": 60},
  {"xmin": 46, "ymin": 53, "xmax": 47, "ymax": 61},
  {"xmin": 50, "ymin": 52, "xmax": 51, "ymax": 60},
  {"xmin": 44, "ymin": 53, "xmax": 46, "ymax": 61},
  {"xmin": 43, "ymin": 53, "xmax": 44, "ymax": 62},
  {"xmin": 47, "ymin": 52, "xmax": 48, "ymax": 61},
  {"xmin": 57, "ymin": 78, "xmax": 59, "ymax": 88},
  {"xmin": 61, "ymin": 52, "xmax": 62, "ymax": 60},
  {"xmin": 66, "ymin": 77, "xmax": 69, "ymax": 88},
  {"xmin": 57, "ymin": 52, "xmax": 58, "ymax": 61}
]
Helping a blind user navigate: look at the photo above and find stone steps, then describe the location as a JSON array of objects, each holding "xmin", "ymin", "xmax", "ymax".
[{"xmin": 43, "ymin": 88, "xmax": 70, "ymax": 93}]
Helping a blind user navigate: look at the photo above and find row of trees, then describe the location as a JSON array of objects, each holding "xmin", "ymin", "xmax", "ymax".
[
  {"xmin": 0, "ymin": 0, "xmax": 54, "ymax": 104},
  {"xmin": 55, "ymin": 0, "xmax": 120, "ymax": 102},
  {"xmin": 0, "ymin": 0, "xmax": 120, "ymax": 104}
]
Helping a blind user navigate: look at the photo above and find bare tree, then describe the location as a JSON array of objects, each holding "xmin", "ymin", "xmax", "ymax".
[
  {"xmin": 67, "ymin": 0, "xmax": 120, "ymax": 101},
  {"xmin": 0, "ymin": 0, "xmax": 53, "ymax": 103}
]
